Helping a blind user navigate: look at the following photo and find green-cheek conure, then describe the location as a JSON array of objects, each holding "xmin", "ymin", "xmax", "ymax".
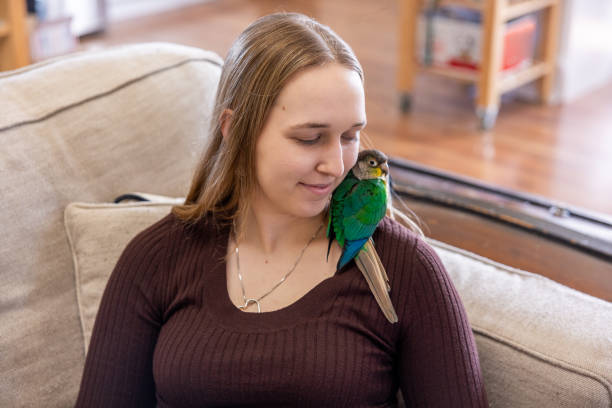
[{"xmin": 327, "ymin": 149, "xmax": 398, "ymax": 323}]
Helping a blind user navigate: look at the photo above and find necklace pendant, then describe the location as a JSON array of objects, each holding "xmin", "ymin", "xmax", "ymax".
[
  {"xmin": 233, "ymin": 223, "xmax": 323, "ymax": 316},
  {"xmin": 239, "ymin": 298, "xmax": 261, "ymax": 313}
]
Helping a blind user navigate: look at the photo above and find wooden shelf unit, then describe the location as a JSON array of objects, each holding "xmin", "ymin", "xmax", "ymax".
[
  {"xmin": 0, "ymin": 0, "xmax": 30, "ymax": 71},
  {"xmin": 432, "ymin": 0, "xmax": 558, "ymax": 19},
  {"xmin": 397, "ymin": 0, "xmax": 562, "ymax": 130}
]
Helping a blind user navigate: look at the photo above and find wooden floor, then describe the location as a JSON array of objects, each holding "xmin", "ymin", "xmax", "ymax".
[{"xmin": 81, "ymin": 0, "xmax": 612, "ymax": 216}]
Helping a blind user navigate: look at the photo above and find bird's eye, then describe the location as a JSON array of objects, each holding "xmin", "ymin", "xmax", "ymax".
[{"xmin": 369, "ymin": 159, "xmax": 377, "ymax": 166}]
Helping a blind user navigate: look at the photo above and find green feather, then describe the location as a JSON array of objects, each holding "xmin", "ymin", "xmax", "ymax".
[{"xmin": 328, "ymin": 171, "xmax": 386, "ymax": 253}]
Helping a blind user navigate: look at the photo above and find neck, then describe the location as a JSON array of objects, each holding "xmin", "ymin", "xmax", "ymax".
[{"xmin": 237, "ymin": 204, "xmax": 325, "ymax": 256}]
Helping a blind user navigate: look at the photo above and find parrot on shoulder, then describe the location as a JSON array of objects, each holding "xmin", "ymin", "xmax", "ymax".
[{"xmin": 327, "ymin": 149, "xmax": 398, "ymax": 323}]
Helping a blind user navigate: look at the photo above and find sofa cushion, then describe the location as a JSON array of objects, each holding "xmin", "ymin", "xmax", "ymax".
[
  {"xmin": 0, "ymin": 43, "xmax": 222, "ymax": 408},
  {"xmin": 430, "ymin": 239, "xmax": 612, "ymax": 408},
  {"xmin": 63, "ymin": 197, "xmax": 612, "ymax": 408},
  {"xmin": 64, "ymin": 199, "xmax": 183, "ymax": 354}
]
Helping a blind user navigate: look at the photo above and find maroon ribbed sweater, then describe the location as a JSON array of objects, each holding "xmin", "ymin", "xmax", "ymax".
[{"xmin": 76, "ymin": 214, "xmax": 488, "ymax": 407}]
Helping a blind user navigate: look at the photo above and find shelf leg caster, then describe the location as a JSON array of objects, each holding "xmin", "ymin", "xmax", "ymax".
[
  {"xmin": 477, "ymin": 106, "xmax": 499, "ymax": 130},
  {"xmin": 400, "ymin": 93, "xmax": 413, "ymax": 114}
]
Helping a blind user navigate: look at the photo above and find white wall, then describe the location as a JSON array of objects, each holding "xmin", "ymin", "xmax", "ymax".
[
  {"xmin": 555, "ymin": 0, "xmax": 612, "ymax": 102},
  {"xmin": 64, "ymin": 0, "xmax": 106, "ymax": 36},
  {"xmin": 106, "ymin": 0, "xmax": 213, "ymax": 23}
]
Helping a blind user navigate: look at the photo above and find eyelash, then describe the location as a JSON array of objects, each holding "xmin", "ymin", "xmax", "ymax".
[
  {"xmin": 296, "ymin": 132, "xmax": 360, "ymax": 145},
  {"xmin": 343, "ymin": 132, "xmax": 360, "ymax": 143},
  {"xmin": 297, "ymin": 135, "xmax": 321, "ymax": 145}
]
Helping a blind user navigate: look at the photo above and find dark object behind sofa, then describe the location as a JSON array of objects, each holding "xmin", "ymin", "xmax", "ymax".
[{"xmin": 389, "ymin": 157, "xmax": 612, "ymax": 302}]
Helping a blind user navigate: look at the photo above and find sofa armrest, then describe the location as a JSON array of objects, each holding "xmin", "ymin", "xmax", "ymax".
[
  {"xmin": 0, "ymin": 42, "xmax": 222, "ymax": 407},
  {"xmin": 429, "ymin": 238, "xmax": 612, "ymax": 407}
]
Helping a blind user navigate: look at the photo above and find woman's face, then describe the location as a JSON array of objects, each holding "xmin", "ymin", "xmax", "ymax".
[{"xmin": 253, "ymin": 63, "xmax": 366, "ymax": 220}]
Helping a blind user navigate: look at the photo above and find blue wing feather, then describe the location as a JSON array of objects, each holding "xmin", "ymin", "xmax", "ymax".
[{"xmin": 337, "ymin": 237, "xmax": 369, "ymax": 270}]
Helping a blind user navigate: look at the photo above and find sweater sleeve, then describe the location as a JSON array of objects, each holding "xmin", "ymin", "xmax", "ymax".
[
  {"xmin": 75, "ymin": 220, "xmax": 170, "ymax": 407},
  {"xmin": 397, "ymin": 237, "xmax": 488, "ymax": 407}
]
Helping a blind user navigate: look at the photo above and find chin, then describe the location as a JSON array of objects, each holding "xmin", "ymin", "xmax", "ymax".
[{"xmin": 293, "ymin": 200, "xmax": 329, "ymax": 219}]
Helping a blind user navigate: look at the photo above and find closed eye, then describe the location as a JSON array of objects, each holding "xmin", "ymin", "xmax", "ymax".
[
  {"xmin": 295, "ymin": 134, "xmax": 322, "ymax": 145},
  {"xmin": 294, "ymin": 130, "xmax": 360, "ymax": 146},
  {"xmin": 342, "ymin": 131, "xmax": 360, "ymax": 143}
]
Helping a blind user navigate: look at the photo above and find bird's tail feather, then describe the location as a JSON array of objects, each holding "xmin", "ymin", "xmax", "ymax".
[
  {"xmin": 355, "ymin": 239, "xmax": 398, "ymax": 323},
  {"xmin": 362, "ymin": 238, "xmax": 390, "ymax": 292}
]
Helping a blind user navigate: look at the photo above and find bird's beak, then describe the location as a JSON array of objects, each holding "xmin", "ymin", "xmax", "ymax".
[{"xmin": 381, "ymin": 162, "xmax": 389, "ymax": 175}]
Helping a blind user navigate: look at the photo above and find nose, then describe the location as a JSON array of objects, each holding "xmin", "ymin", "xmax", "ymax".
[{"xmin": 317, "ymin": 138, "xmax": 345, "ymax": 178}]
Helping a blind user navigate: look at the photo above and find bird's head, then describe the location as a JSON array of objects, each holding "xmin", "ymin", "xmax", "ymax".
[{"xmin": 352, "ymin": 149, "xmax": 389, "ymax": 181}]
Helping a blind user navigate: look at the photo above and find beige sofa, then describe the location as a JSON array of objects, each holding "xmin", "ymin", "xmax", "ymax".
[{"xmin": 1, "ymin": 42, "xmax": 610, "ymax": 408}]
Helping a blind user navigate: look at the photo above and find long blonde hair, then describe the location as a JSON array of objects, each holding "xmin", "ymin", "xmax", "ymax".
[{"xmin": 172, "ymin": 12, "xmax": 422, "ymax": 237}]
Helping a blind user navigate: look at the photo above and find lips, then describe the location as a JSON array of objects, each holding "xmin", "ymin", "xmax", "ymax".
[{"xmin": 299, "ymin": 182, "xmax": 334, "ymax": 195}]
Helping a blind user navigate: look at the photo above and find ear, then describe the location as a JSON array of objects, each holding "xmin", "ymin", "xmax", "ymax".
[{"xmin": 220, "ymin": 109, "xmax": 234, "ymax": 140}]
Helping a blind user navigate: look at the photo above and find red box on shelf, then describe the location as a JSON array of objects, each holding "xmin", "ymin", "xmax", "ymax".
[{"xmin": 417, "ymin": 12, "xmax": 537, "ymax": 72}]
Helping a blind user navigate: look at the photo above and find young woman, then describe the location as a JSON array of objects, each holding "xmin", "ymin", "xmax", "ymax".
[{"xmin": 77, "ymin": 12, "xmax": 488, "ymax": 407}]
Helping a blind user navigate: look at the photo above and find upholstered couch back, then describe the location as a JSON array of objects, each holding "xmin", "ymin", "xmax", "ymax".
[
  {"xmin": 1, "ymin": 42, "xmax": 610, "ymax": 408},
  {"xmin": 0, "ymin": 43, "xmax": 223, "ymax": 407}
]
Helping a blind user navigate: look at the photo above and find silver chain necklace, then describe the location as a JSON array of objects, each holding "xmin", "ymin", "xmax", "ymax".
[{"xmin": 234, "ymin": 223, "xmax": 324, "ymax": 313}]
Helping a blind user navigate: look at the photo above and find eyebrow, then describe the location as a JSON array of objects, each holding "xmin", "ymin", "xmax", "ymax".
[{"xmin": 288, "ymin": 121, "xmax": 366, "ymax": 130}]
